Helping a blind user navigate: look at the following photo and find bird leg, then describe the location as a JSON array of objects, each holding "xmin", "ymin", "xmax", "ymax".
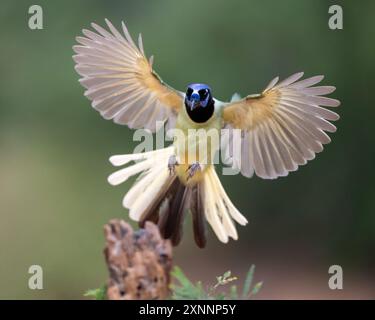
[
  {"xmin": 168, "ymin": 155, "xmax": 178, "ymax": 175},
  {"xmin": 186, "ymin": 162, "xmax": 201, "ymax": 180}
]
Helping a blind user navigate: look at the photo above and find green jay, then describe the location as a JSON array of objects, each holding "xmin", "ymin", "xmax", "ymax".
[{"xmin": 73, "ymin": 19, "xmax": 340, "ymax": 248}]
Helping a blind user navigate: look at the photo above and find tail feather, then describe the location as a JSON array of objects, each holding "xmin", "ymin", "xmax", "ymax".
[
  {"xmin": 190, "ymin": 184, "xmax": 207, "ymax": 248},
  {"xmin": 108, "ymin": 147, "xmax": 248, "ymax": 247},
  {"xmin": 122, "ymin": 162, "xmax": 164, "ymax": 209},
  {"xmin": 137, "ymin": 174, "xmax": 175, "ymax": 226},
  {"xmin": 202, "ymin": 166, "xmax": 248, "ymax": 243},
  {"xmin": 158, "ymin": 178, "xmax": 187, "ymax": 246},
  {"xmin": 130, "ymin": 169, "xmax": 171, "ymax": 222}
]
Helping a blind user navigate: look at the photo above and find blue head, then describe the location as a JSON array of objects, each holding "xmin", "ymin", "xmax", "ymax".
[
  {"xmin": 184, "ymin": 83, "xmax": 215, "ymax": 123},
  {"xmin": 185, "ymin": 83, "xmax": 212, "ymax": 111}
]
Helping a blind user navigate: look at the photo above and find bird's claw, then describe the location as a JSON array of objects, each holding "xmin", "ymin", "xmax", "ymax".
[
  {"xmin": 186, "ymin": 162, "xmax": 201, "ymax": 180},
  {"xmin": 168, "ymin": 155, "xmax": 178, "ymax": 175}
]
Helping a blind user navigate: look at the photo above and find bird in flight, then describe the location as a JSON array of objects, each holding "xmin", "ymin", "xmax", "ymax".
[{"xmin": 73, "ymin": 19, "xmax": 340, "ymax": 248}]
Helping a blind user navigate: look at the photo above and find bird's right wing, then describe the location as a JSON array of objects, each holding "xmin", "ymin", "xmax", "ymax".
[{"xmin": 73, "ymin": 19, "xmax": 183, "ymax": 132}]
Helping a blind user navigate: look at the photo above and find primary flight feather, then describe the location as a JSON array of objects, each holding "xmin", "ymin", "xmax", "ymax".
[{"xmin": 73, "ymin": 19, "xmax": 340, "ymax": 248}]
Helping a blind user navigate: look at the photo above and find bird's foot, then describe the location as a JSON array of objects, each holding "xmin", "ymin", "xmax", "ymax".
[
  {"xmin": 186, "ymin": 162, "xmax": 201, "ymax": 180},
  {"xmin": 168, "ymin": 155, "xmax": 178, "ymax": 175}
]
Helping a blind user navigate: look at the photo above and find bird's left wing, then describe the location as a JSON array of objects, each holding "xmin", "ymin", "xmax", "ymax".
[
  {"xmin": 222, "ymin": 72, "xmax": 340, "ymax": 179},
  {"xmin": 73, "ymin": 19, "xmax": 183, "ymax": 131}
]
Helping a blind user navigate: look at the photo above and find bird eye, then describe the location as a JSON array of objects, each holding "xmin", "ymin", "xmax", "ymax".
[
  {"xmin": 198, "ymin": 89, "xmax": 208, "ymax": 100},
  {"xmin": 186, "ymin": 88, "xmax": 193, "ymax": 97}
]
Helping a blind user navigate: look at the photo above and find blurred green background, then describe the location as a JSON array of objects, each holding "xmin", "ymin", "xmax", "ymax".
[{"xmin": 0, "ymin": 0, "xmax": 374, "ymax": 299}]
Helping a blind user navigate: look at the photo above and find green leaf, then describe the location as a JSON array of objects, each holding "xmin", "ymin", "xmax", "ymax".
[
  {"xmin": 215, "ymin": 293, "xmax": 226, "ymax": 300},
  {"xmin": 171, "ymin": 266, "xmax": 193, "ymax": 288},
  {"xmin": 230, "ymin": 285, "xmax": 238, "ymax": 300},
  {"xmin": 251, "ymin": 281, "xmax": 263, "ymax": 296},
  {"xmin": 171, "ymin": 265, "xmax": 261, "ymax": 300},
  {"xmin": 223, "ymin": 271, "xmax": 231, "ymax": 280},
  {"xmin": 170, "ymin": 266, "xmax": 209, "ymax": 300},
  {"xmin": 84, "ymin": 286, "xmax": 107, "ymax": 300},
  {"xmin": 242, "ymin": 265, "xmax": 255, "ymax": 299}
]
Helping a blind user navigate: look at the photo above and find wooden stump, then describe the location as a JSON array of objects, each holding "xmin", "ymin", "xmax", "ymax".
[{"xmin": 103, "ymin": 219, "xmax": 173, "ymax": 300}]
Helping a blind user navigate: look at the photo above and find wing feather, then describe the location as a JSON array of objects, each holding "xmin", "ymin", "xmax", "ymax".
[
  {"xmin": 73, "ymin": 19, "xmax": 183, "ymax": 131},
  {"xmin": 222, "ymin": 73, "xmax": 340, "ymax": 179}
]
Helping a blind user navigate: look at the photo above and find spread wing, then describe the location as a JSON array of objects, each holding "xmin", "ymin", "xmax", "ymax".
[
  {"xmin": 222, "ymin": 72, "xmax": 340, "ymax": 179},
  {"xmin": 73, "ymin": 19, "xmax": 183, "ymax": 131}
]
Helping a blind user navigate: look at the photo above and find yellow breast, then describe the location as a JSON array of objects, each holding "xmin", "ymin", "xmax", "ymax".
[{"xmin": 173, "ymin": 107, "xmax": 222, "ymax": 186}]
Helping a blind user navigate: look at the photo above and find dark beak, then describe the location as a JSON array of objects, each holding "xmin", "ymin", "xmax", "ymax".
[
  {"xmin": 189, "ymin": 93, "xmax": 200, "ymax": 110},
  {"xmin": 190, "ymin": 100, "xmax": 200, "ymax": 111}
]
